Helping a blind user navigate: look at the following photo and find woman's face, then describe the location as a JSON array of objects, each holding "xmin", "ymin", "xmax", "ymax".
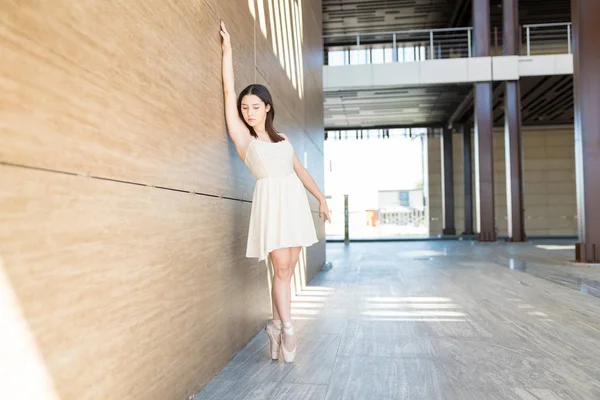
[{"xmin": 241, "ymin": 94, "xmax": 271, "ymax": 128}]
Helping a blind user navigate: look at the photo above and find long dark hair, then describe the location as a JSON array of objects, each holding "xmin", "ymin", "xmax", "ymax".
[{"xmin": 237, "ymin": 84, "xmax": 284, "ymax": 143}]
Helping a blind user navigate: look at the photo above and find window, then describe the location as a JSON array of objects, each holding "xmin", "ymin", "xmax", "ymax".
[
  {"xmin": 399, "ymin": 191, "xmax": 409, "ymax": 207},
  {"xmin": 328, "ymin": 49, "xmax": 347, "ymax": 66},
  {"xmin": 371, "ymin": 48, "xmax": 384, "ymax": 64},
  {"xmin": 349, "ymin": 48, "xmax": 368, "ymax": 64},
  {"xmin": 383, "ymin": 47, "xmax": 393, "ymax": 63}
]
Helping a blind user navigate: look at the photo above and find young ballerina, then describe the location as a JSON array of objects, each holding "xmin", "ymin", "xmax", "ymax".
[{"xmin": 219, "ymin": 21, "xmax": 330, "ymax": 363}]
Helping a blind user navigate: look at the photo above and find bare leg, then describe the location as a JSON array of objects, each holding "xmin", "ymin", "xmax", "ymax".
[
  {"xmin": 283, "ymin": 247, "xmax": 302, "ymax": 350},
  {"xmin": 271, "ymin": 290, "xmax": 280, "ymax": 321},
  {"xmin": 287, "ymin": 246, "xmax": 302, "ymax": 303},
  {"xmin": 268, "ymin": 258, "xmax": 281, "ymax": 323},
  {"xmin": 269, "ymin": 248, "xmax": 293, "ymax": 326}
]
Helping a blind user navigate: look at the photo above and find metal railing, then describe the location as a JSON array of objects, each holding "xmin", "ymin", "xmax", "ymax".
[
  {"xmin": 326, "ymin": 200, "xmax": 428, "ymax": 241},
  {"xmin": 379, "ymin": 209, "xmax": 426, "ymax": 227},
  {"xmin": 324, "ymin": 27, "xmax": 473, "ymax": 65},
  {"xmin": 325, "ymin": 128, "xmax": 429, "ymax": 141},
  {"xmin": 324, "ymin": 22, "xmax": 572, "ymax": 65},
  {"xmin": 523, "ymin": 22, "xmax": 572, "ymax": 56}
]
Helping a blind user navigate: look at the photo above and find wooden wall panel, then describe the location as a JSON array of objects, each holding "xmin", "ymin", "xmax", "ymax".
[
  {"xmin": 427, "ymin": 137, "xmax": 444, "ymax": 235},
  {"xmin": 303, "ymin": 0, "xmax": 325, "ymax": 154},
  {"xmin": 205, "ymin": 0, "xmax": 257, "ymax": 92},
  {"xmin": 1, "ymin": 0, "xmax": 324, "ymax": 398},
  {"xmin": 304, "ymin": 134, "xmax": 325, "ymax": 211},
  {"xmin": 254, "ymin": 0, "xmax": 306, "ymax": 126},
  {"xmin": 305, "ymin": 69, "xmax": 326, "ymax": 153},
  {"xmin": 0, "ymin": 165, "xmax": 270, "ymax": 400},
  {"xmin": 306, "ymin": 232, "xmax": 327, "ymax": 283},
  {"xmin": 305, "ymin": 140, "xmax": 327, "ymax": 281},
  {"xmin": 0, "ymin": 0, "xmax": 255, "ymax": 199},
  {"xmin": 303, "ymin": 0, "xmax": 325, "ymax": 82}
]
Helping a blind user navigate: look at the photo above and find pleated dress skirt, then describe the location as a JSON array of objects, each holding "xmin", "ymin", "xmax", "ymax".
[{"xmin": 244, "ymin": 138, "xmax": 318, "ymax": 262}]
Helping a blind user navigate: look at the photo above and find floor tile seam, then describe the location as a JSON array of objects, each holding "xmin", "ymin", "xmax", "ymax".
[
  {"xmin": 328, "ymin": 354, "xmax": 570, "ymax": 363},
  {"xmin": 321, "ymin": 330, "xmax": 347, "ymax": 400},
  {"xmin": 197, "ymin": 378, "xmax": 330, "ymax": 394}
]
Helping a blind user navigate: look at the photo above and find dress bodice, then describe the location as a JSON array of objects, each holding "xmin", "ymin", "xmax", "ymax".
[
  {"xmin": 244, "ymin": 139, "xmax": 294, "ymax": 180},
  {"xmin": 243, "ymin": 137, "xmax": 317, "ymax": 261}
]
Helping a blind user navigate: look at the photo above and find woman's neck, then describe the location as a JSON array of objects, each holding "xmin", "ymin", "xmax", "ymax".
[{"xmin": 254, "ymin": 127, "xmax": 267, "ymax": 137}]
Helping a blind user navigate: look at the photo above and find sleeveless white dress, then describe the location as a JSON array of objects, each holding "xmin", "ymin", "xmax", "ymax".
[{"xmin": 244, "ymin": 138, "xmax": 318, "ymax": 261}]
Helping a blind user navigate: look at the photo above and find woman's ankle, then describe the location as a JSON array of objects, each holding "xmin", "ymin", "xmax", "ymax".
[{"xmin": 282, "ymin": 321, "xmax": 294, "ymax": 335}]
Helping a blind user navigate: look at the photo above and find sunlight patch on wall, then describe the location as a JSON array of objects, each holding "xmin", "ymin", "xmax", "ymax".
[
  {"xmin": 293, "ymin": 0, "xmax": 304, "ymax": 96},
  {"xmin": 248, "ymin": 0, "xmax": 255, "ymax": 18},
  {"xmin": 250, "ymin": 0, "xmax": 305, "ymax": 99},
  {"xmin": 256, "ymin": 0, "xmax": 268, "ymax": 37},
  {"xmin": 267, "ymin": 0, "xmax": 277, "ymax": 53},
  {"xmin": 0, "ymin": 259, "xmax": 60, "ymax": 400}
]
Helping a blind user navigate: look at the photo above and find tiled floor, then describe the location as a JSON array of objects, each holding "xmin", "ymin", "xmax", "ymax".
[{"xmin": 194, "ymin": 240, "xmax": 600, "ymax": 399}]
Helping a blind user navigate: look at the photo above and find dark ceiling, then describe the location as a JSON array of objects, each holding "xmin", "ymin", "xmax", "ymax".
[
  {"xmin": 489, "ymin": 0, "xmax": 571, "ymax": 27},
  {"xmin": 455, "ymin": 75, "xmax": 574, "ymax": 127},
  {"xmin": 324, "ymin": 76, "xmax": 574, "ymax": 130},
  {"xmin": 323, "ymin": 0, "xmax": 571, "ymax": 45},
  {"xmin": 322, "ymin": 0, "xmax": 461, "ymax": 40},
  {"xmin": 324, "ymin": 84, "xmax": 473, "ymax": 129}
]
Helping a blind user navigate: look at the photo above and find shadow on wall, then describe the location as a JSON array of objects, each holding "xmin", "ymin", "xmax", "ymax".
[{"xmin": 249, "ymin": 0, "xmax": 305, "ymax": 99}]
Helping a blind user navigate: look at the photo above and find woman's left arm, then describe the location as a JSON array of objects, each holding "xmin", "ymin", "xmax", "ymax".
[{"xmin": 292, "ymin": 153, "xmax": 331, "ymax": 223}]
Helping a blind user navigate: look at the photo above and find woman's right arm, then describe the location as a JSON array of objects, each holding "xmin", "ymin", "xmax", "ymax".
[{"xmin": 220, "ymin": 22, "xmax": 251, "ymax": 151}]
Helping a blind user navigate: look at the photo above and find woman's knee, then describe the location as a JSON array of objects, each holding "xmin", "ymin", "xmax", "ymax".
[
  {"xmin": 270, "ymin": 248, "xmax": 295, "ymax": 280},
  {"xmin": 274, "ymin": 265, "xmax": 292, "ymax": 280}
]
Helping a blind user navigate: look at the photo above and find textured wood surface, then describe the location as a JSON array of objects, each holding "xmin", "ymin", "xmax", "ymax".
[
  {"xmin": 1, "ymin": 0, "xmax": 325, "ymax": 398},
  {"xmin": 0, "ymin": 0, "xmax": 255, "ymax": 199},
  {"xmin": 195, "ymin": 241, "xmax": 600, "ymax": 399},
  {"xmin": 0, "ymin": 165, "xmax": 270, "ymax": 399},
  {"xmin": 254, "ymin": 0, "xmax": 305, "ymax": 126}
]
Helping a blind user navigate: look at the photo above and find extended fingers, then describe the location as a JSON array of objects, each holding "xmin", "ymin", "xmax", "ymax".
[{"xmin": 220, "ymin": 21, "xmax": 229, "ymax": 34}]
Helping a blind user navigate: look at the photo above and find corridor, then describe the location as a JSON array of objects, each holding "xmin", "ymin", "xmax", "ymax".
[{"xmin": 195, "ymin": 241, "xmax": 600, "ymax": 400}]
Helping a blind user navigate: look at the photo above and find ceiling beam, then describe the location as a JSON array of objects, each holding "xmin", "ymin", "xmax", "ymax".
[
  {"xmin": 448, "ymin": 0, "xmax": 472, "ymax": 27},
  {"xmin": 447, "ymin": 88, "xmax": 474, "ymax": 128}
]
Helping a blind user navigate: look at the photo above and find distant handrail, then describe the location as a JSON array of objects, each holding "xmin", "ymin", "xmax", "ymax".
[
  {"xmin": 323, "ymin": 22, "xmax": 572, "ymax": 65},
  {"xmin": 323, "ymin": 26, "xmax": 473, "ymax": 40},
  {"xmin": 522, "ymin": 22, "xmax": 571, "ymax": 29},
  {"xmin": 324, "ymin": 27, "xmax": 474, "ymax": 64},
  {"xmin": 524, "ymin": 22, "xmax": 571, "ymax": 56}
]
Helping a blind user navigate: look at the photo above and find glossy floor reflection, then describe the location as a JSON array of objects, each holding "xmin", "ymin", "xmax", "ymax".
[{"xmin": 194, "ymin": 240, "xmax": 600, "ymax": 400}]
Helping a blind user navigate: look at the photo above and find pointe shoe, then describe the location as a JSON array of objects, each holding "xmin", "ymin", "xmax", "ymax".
[
  {"xmin": 265, "ymin": 322, "xmax": 282, "ymax": 360},
  {"xmin": 281, "ymin": 323, "xmax": 297, "ymax": 363}
]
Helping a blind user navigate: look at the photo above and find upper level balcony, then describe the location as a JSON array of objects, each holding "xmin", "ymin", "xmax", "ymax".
[{"xmin": 323, "ymin": 22, "xmax": 573, "ymax": 90}]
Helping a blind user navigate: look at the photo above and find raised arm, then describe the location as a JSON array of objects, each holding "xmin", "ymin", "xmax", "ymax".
[{"xmin": 220, "ymin": 22, "xmax": 251, "ymax": 150}]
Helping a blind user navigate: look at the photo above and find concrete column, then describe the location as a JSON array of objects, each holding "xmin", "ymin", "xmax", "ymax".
[
  {"xmin": 462, "ymin": 125, "xmax": 474, "ymax": 235},
  {"xmin": 503, "ymin": 0, "xmax": 526, "ymax": 242},
  {"xmin": 473, "ymin": 0, "xmax": 496, "ymax": 241},
  {"xmin": 442, "ymin": 127, "xmax": 456, "ymax": 235},
  {"xmin": 572, "ymin": 0, "xmax": 600, "ymax": 262}
]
